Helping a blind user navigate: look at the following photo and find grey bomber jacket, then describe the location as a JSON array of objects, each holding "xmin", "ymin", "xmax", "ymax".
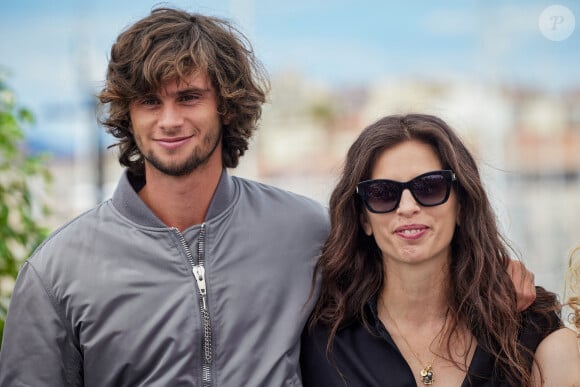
[{"xmin": 0, "ymin": 169, "xmax": 329, "ymax": 386}]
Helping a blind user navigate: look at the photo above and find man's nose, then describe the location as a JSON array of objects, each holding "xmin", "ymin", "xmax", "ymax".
[{"xmin": 159, "ymin": 103, "xmax": 184, "ymax": 129}]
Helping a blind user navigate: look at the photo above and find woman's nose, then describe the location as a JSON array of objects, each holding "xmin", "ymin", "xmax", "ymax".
[{"xmin": 396, "ymin": 189, "xmax": 420, "ymax": 215}]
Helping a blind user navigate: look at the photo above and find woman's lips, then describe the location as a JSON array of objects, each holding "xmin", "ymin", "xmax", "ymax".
[{"xmin": 394, "ymin": 225, "xmax": 428, "ymax": 240}]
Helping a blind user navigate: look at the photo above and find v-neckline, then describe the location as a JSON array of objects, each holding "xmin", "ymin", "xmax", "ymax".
[{"xmin": 370, "ymin": 297, "xmax": 489, "ymax": 386}]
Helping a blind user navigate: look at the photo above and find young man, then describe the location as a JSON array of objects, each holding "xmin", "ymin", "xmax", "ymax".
[
  {"xmin": 0, "ymin": 7, "xmax": 535, "ymax": 386},
  {"xmin": 0, "ymin": 8, "xmax": 329, "ymax": 386}
]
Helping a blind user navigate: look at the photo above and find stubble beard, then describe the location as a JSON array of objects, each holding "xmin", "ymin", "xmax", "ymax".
[{"xmin": 143, "ymin": 129, "xmax": 222, "ymax": 177}]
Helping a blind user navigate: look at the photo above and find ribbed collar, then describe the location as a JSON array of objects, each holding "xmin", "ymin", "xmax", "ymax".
[{"xmin": 111, "ymin": 169, "xmax": 235, "ymax": 228}]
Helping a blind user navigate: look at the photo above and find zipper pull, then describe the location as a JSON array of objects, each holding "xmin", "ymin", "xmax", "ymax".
[{"xmin": 192, "ymin": 265, "xmax": 208, "ymax": 309}]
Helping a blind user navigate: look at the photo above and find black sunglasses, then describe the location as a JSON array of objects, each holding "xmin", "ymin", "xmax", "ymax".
[{"xmin": 356, "ymin": 170, "xmax": 457, "ymax": 213}]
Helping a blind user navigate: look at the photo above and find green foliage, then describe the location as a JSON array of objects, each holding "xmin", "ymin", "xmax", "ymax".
[{"xmin": 0, "ymin": 75, "xmax": 52, "ymax": 343}]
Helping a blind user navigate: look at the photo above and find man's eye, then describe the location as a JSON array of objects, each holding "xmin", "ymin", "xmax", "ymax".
[
  {"xmin": 180, "ymin": 94, "xmax": 200, "ymax": 102},
  {"xmin": 141, "ymin": 98, "xmax": 159, "ymax": 105}
]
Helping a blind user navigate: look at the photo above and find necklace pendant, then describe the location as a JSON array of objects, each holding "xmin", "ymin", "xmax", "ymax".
[{"xmin": 420, "ymin": 364, "xmax": 434, "ymax": 385}]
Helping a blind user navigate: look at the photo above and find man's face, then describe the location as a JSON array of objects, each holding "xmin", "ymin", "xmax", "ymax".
[{"xmin": 129, "ymin": 71, "xmax": 224, "ymax": 177}]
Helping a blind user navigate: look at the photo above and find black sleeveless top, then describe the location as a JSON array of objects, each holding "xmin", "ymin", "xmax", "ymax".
[{"xmin": 300, "ymin": 296, "xmax": 561, "ymax": 387}]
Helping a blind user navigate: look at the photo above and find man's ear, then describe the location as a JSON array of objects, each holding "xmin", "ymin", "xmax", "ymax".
[
  {"xmin": 222, "ymin": 112, "xmax": 232, "ymax": 126},
  {"xmin": 360, "ymin": 212, "xmax": 373, "ymax": 236}
]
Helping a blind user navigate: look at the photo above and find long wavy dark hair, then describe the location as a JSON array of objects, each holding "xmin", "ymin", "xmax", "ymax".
[
  {"xmin": 97, "ymin": 7, "xmax": 269, "ymax": 175},
  {"xmin": 308, "ymin": 113, "xmax": 559, "ymax": 386}
]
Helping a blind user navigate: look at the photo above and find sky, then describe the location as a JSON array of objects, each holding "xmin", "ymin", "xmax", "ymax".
[{"xmin": 1, "ymin": 0, "xmax": 579, "ymax": 155}]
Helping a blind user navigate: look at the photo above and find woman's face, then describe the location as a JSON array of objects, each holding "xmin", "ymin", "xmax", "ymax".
[{"xmin": 361, "ymin": 140, "xmax": 459, "ymax": 268}]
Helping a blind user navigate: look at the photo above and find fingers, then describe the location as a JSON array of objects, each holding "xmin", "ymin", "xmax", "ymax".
[{"xmin": 508, "ymin": 259, "xmax": 537, "ymax": 312}]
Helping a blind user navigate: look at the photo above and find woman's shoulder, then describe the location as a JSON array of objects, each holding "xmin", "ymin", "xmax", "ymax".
[
  {"xmin": 537, "ymin": 326, "xmax": 578, "ymax": 347},
  {"xmin": 532, "ymin": 327, "xmax": 580, "ymax": 386}
]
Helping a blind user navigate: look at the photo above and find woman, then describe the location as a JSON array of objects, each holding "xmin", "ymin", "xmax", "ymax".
[{"xmin": 301, "ymin": 114, "xmax": 580, "ymax": 386}]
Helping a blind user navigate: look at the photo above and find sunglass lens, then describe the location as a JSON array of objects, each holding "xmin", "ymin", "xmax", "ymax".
[
  {"xmin": 412, "ymin": 174, "xmax": 448, "ymax": 205},
  {"xmin": 366, "ymin": 181, "xmax": 400, "ymax": 212}
]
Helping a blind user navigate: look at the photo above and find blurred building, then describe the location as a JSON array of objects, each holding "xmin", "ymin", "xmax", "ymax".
[
  {"xmin": 42, "ymin": 73, "xmax": 580, "ymax": 295},
  {"xmin": 504, "ymin": 86, "xmax": 580, "ymax": 293}
]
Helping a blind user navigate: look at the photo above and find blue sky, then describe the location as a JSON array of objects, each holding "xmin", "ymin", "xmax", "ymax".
[{"xmin": 1, "ymin": 0, "xmax": 578, "ymax": 155}]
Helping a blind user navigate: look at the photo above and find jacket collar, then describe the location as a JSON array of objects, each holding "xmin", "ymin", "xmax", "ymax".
[{"xmin": 111, "ymin": 168, "xmax": 235, "ymax": 228}]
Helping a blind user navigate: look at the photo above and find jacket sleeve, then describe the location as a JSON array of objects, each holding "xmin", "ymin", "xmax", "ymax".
[{"xmin": 0, "ymin": 262, "xmax": 83, "ymax": 386}]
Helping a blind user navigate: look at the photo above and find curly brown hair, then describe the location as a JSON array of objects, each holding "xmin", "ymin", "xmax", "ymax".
[
  {"xmin": 97, "ymin": 7, "xmax": 269, "ymax": 175},
  {"xmin": 308, "ymin": 113, "xmax": 560, "ymax": 386}
]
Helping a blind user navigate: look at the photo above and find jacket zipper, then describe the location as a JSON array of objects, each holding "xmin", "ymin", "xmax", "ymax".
[{"xmin": 173, "ymin": 224, "xmax": 212, "ymax": 387}]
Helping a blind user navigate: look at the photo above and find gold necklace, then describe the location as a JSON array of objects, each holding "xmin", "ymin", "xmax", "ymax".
[{"xmin": 381, "ymin": 300, "xmax": 447, "ymax": 385}]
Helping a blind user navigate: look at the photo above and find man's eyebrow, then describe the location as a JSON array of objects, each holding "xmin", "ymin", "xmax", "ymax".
[{"xmin": 175, "ymin": 87, "xmax": 211, "ymax": 95}]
